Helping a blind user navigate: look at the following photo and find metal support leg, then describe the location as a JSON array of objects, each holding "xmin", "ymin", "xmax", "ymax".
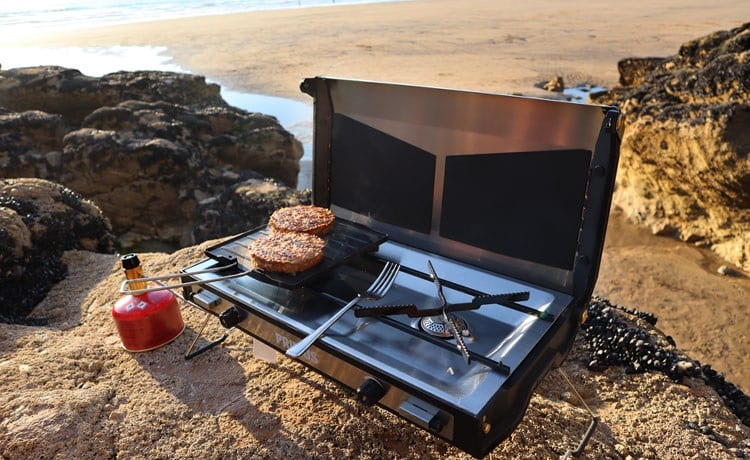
[
  {"xmin": 184, "ymin": 311, "xmax": 232, "ymax": 360},
  {"xmin": 559, "ymin": 368, "xmax": 599, "ymax": 459}
]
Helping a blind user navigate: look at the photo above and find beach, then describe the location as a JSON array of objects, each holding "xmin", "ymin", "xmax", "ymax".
[
  {"xmin": 2, "ymin": 0, "xmax": 748, "ymax": 394},
  {"xmin": 4, "ymin": 0, "xmax": 747, "ymax": 101}
]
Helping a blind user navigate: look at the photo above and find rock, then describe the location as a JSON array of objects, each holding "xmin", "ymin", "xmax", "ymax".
[
  {"xmin": 596, "ymin": 23, "xmax": 750, "ymax": 271},
  {"xmin": 78, "ymin": 99, "xmax": 304, "ymax": 187},
  {"xmin": 60, "ymin": 127, "xmax": 202, "ymax": 247},
  {"xmin": 60, "ymin": 100, "xmax": 303, "ymax": 248},
  {"xmin": 543, "ymin": 75, "xmax": 565, "ymax": 92},
  {"xmin": 0, "ymin": 109, "xmax": 66, "ymax": 179},
  {"xmin": 0, "ymin": 66, "xmax": 225, "ymax": 125},
  {"xmin": 0, "ymin": 178, "xmax": 115, "ymax": 322},
  {"xmin": 194, "ymin": 104, "xmax": 304, "ymax": 187},
  {"xmin": 717, "ymin": 265, "xmax": 742, "ymax": 277},
  {"xmin": 192, "ymin": 178, "xmax": 311, "ymax": 243},
  {"xmin": 616, "ymin": 57, "xmax": 668, "ymax": 86},
  {"xmin": 0, "ymin": 66, "xmax": 305, "ymax": 249}
]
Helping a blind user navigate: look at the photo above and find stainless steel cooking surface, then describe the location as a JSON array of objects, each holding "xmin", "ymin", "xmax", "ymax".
[{"xmin": 179, "ymin": 77, "xmax": 620, "ymax": 458}]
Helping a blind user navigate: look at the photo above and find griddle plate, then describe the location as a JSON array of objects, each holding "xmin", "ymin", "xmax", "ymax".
[{"xmin": 204, "ymin": 219, "xmax": 388, "ymax": 288}]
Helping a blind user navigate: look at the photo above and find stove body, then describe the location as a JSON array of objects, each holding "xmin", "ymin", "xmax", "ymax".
[{"xmin": 181, "ymin": 77, "xmax": 620, "ymax": 458}]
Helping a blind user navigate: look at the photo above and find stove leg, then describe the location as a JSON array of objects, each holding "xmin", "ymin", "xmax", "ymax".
[
  {"xmin": 559, "ymin": 368, "xmax": 599, "ymax": 458},
  {"xmin": 184, "ymin": 311, "xmax": 231, "ymax": 360}
]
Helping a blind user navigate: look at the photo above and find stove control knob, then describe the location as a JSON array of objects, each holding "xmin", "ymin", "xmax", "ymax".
[
  {"xmin": 356, "ymin": 377, "xmax": 386, "ymax": 406},
  {"xmin": 219, "ymin": 306, "xmax": 246, "ymax": 329}
]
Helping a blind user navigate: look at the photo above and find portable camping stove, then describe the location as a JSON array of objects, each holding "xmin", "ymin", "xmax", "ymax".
[{"xmin": 154, "ymin": 78, "xmax": 619, "ymax": 458}]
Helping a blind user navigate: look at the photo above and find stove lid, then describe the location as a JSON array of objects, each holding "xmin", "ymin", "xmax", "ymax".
[{"xmin": 301, "ymin": 77, "xmax": 620, "ymax": 297}]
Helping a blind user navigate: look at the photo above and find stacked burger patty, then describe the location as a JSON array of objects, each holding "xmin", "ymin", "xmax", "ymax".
[{"xmin": 248, "ymin": 205, "xmax": 335, "ymax": 273}]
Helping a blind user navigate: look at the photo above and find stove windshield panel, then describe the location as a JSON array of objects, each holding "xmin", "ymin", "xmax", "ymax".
[
  {"xmin": 440, "ymin": 149, "xmax": 592, "ymax": 270},
  {"xmin": 312, "ymin": 77, "xmax": 618, "ymax": 295},
  {"xmin": 330, "ymin": 114, "xmax": 435, "ymax": 234}
]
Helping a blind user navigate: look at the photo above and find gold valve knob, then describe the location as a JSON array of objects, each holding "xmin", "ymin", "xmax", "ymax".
[{"xmin": 121, "ymin": 254, "xmax": 147, "ymax": 291}]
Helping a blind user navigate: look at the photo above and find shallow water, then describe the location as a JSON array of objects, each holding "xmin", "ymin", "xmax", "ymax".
[{"xmin": 563, "ymin": 84, "xmax": 608, "ymax": 103}]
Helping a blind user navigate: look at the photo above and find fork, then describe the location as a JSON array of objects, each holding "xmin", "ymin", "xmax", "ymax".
[{"xmin": 285, "ymin": 261, "xmax": 400, "ymax": 358}]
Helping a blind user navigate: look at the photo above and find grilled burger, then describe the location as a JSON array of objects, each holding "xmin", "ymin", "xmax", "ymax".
[
  {"xmin": 269, "ymin": 205, "xmax": 335, "ymax": 236},
  {"xmin": 248, "ymin": 231, "xmax": 326, "ymax": 273}
]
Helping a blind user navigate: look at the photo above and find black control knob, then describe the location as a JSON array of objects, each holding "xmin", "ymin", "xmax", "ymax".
[
  {"xmin": 356, "ymin": 378, "xmax": 386, "ymax": 406},
  {"xmin": 219, "ymin": 306, "xmax": 245, "ymax": 329}
]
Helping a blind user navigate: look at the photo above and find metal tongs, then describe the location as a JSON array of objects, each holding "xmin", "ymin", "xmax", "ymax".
[
  {"xmin": 119, "ymin": 258, "xmax": 252, "ymax": 295},
  {"xmin": 429, "ymin": 261, "xmax": 472, "ymax": 364}
]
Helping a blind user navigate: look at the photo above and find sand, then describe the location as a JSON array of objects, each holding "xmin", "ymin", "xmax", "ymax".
[
  {"xmin": 5, "ymin": 0, "xmax": 748, "ymax": 101},
  {"xmin": 2, "ymin": 0, "xmax": 748, "ymax": 395},
  {"xmin": 0, "ymin": 248, "xmax": 747, "ymax": 459}
]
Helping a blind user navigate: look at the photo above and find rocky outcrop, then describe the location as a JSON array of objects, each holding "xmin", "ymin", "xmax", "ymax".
[
  {"xmin": 79, "ymin": 99, "xmax": 303, "ymax": 186},
  {"xmin": 62, "ymin": 100, "xmax": 303, "ymax": 247},
  {"xmin": 0, "ymin": 66, "xmax": 225, "ymax": 125},
  {"xmin": 0, "ymin": 178, "xmax": 115, "ymax": 322},
  {"xmin": 0, "ymin": 109, "xmax": 66, "ymax": 178},
  {"xmin": 594, "ymin": 22, "xmax": 750, "ymax": 271},
  {"xmin": 0, "ymin": 66, "xmax": 305, "ymax": 249}
]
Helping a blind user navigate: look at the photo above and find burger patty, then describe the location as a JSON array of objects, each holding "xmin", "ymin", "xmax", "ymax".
[
  {"xmin": 269, "ymin": 205, "xmax": 335, "ymax": 236},
  {"xmin": 248, "ymin": 231, "xmax": 326, "ymax": 273}
]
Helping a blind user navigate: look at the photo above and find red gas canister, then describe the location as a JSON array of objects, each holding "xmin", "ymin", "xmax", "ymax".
[{"xmin": 112, "ymin": 254, "xmax": 185, "ymax": 352}]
